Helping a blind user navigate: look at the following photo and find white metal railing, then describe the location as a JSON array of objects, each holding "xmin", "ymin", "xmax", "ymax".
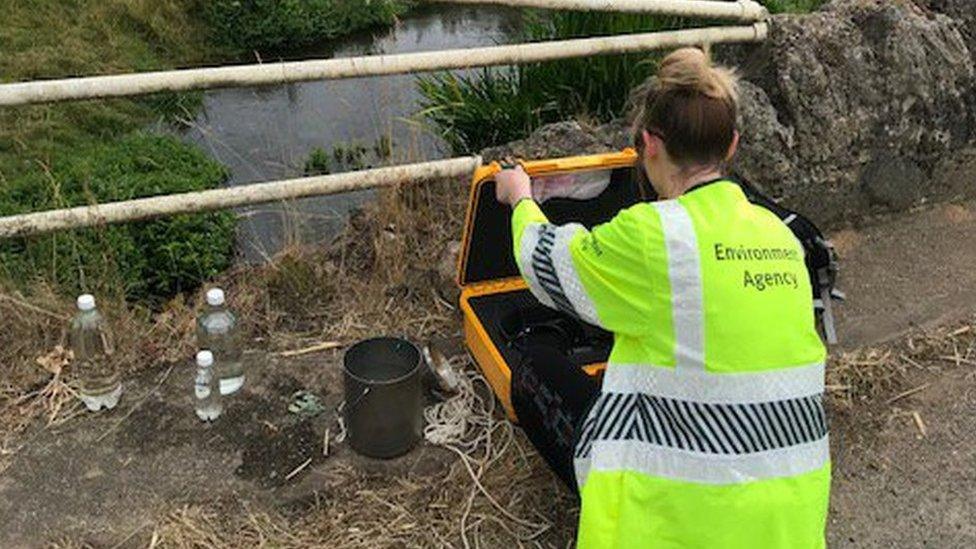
[
  {"xmin": 0, "ymin": 158, "xmax": 482, "ymax": 238},
  {"xmin": 0, "ymin": 23, "xmax": 767, "ymax": 107},
  {"xmin": 0, "ymin": 1, "xmax": 771, "ymax": 237},
  {"xmin": 440, "ymin": 0, "xmax": 767, "ymax": 20}
]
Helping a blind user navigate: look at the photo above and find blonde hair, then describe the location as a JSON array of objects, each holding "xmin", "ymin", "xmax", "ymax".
[
  {"xmin": 632, "ymin": 47, "xmax": 740, "ymax": 167},
  {"xmin": 658, "ymin": 47, "xmax": 738, "ymax": 104}
]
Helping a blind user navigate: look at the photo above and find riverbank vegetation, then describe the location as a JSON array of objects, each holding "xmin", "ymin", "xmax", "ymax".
[
  {"xmin": 0, "ymin": 0, "xmax": 416, "ymax": 303},
  {"xmin": 0, "ymin": 0, "xmax": 234, "ymax": 302},
  {"xmin": 418, "ymin": 11, "xmax": 682, "ymax": 153},
  {"xmin": 0, "ymin": 134, "xmax": 235, "ymax": 302}
]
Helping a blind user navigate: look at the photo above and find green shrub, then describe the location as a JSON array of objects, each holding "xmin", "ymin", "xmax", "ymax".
[
  {"xmin": 417, "ymin": 11, "xmax": 682, "ymax": 154},
  {"xmin": 0, "ymin": 133, "xmax": 236, "ymax": 302},
  {"xmin": 204, "ymin": 0, "xmax": 411, "ymax": 53}
]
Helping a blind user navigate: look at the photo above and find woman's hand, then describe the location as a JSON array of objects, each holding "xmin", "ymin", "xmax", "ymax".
[{"xmin": 495, "ymin": 165, "xmax": 532, "ymax": 207}]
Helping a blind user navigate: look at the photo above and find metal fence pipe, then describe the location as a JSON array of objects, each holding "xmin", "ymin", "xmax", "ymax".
[
  {"xmin": 435, "ymin": 0, "xmax": 768, "ymax": 21},
  {"xmin": 0, "ymin": 23, "xmax": 768, "ymax": 106},
  {"xmin": 0, "ymin": 157, "xmax": 482, "ymax": 239}
]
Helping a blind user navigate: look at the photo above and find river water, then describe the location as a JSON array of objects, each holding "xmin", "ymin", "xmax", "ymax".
[{"xmin": 182, "ymin": 6, "xmax": 522, "ymax": 262}]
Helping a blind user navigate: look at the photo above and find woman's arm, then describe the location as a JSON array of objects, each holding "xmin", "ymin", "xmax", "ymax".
[{"xmin": 498, "ymin": 168, "xmax": 655, "ymax": 335}]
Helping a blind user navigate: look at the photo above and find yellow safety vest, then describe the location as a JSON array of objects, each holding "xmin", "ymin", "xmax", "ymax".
[{"xmin": 512, "ymin": 180, "xmax": 829, "ymax": 549}]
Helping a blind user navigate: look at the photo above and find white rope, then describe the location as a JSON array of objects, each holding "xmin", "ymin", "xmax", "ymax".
[
  {"xmin": 334, "ymin": 400, "xmax": 348, "ymax": 444},
  {"xmin": 422, "ymin": 356, "xmax": 551, "ymax": 547},
  {"xmin": 424, "ymin": 357, "xmax": 492, "ymax": 450}
]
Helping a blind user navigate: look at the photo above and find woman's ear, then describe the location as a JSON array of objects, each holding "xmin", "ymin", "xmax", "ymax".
[
  {"xmin": 642, "ymin": 129, "xmax": 658, "ymax": 159},
  {"xmin": 726, "ymin": 131, "xmax": 740, "ymax": 162}
]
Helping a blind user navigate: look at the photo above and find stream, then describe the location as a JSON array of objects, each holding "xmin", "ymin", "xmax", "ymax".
[{"xmin": 182, "ymin": 5, "xmax": 523, "ymax": 262}]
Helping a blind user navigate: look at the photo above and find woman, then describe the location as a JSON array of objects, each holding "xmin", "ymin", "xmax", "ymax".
[{"xmin": 495, "ymin": 48, "xmax": 830, "ymax": 548}]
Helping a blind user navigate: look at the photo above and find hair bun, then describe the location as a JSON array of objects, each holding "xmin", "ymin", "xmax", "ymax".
[{"xmin": 656, "ymin": 47, "xmax": 738, "ymax": 104}]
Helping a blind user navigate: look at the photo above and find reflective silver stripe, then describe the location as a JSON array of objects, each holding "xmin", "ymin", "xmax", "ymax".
[
  {"xmin": 574, "ymin": 456, "xmax": 592, "ymax": 488},
  {"xmin": 548, "ymin": 224, "xmax": 600, "ymax": 326},
  {"xmin": 520, "ymin": 222, "xmax": 601, "ymax": 325},
  {"xmin": 652, "ymin": 200, "xmax": 704, "ymax": 371},
  {"xmin": 586, "ymin": 437, "xmax": 829, "ymax": 486},
  {"xmin": 517, "ymin": 223, "xmax": 557, "ymax": 310},
  {"xmin": 603, "ymin": 362, "xmax": 825, "ymax": 403}
]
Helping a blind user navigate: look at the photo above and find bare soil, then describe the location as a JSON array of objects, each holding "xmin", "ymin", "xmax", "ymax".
[
  {"xmin": 829, "ymin": 360, "xmax": 976, "ymax": 548},
  {"xmin": 1, "ymin": 200, "xmax": 976, "ymax": 548}
]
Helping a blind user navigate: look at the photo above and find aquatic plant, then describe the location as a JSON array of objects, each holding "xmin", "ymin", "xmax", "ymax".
[{"xmin": 417, "ymin": 11, "xmax": 682, "ymax": 154}]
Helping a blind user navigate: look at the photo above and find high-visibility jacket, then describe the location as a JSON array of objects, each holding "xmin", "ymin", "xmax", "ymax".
[{"xmin": 512, "ymin": 180, "xmax": 829, "ymax": 549}]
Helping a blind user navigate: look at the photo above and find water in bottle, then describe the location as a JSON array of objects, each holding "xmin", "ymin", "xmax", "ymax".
[
  {"xmin": 197, "ymin": 288, "xmax": 244, "ymax": 395},
  {"xmin": 194, "ymin": 350, "xmax": 222, "ymax": 421},
  {"xmin": 71, "ymin": 294, "xmax": 122, "ymax": 411}
]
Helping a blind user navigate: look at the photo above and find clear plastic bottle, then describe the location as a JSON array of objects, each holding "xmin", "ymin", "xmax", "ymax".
[
  {"xmin": 196, "ymin": 288, "xmax": 244, "ymax": 395},
  {"xmin": 71, "ymin": 294, "xmax": 121, "ymax": 411},
  {"xmin": 194, "ymin": 350, "xmax": 222, "ymax": 421}
]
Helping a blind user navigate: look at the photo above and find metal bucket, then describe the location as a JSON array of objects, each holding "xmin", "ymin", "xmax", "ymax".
[{"xmin": 343, "ymin": 337, "xmax": 424, "ymax": 459}]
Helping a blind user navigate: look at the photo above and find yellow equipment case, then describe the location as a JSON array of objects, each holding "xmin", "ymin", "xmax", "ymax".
[{"xmin": 457, "ymin": 150, "xmax": 645, "ymax": 419}]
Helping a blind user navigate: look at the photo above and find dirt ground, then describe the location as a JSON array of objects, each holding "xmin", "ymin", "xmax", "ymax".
[
  {"xmin": 1, "ymin": 200, "xmax": 975, "ymax": 548},
  {"xmin": 829, "ymin": 355, "xmax": 976, "ymax": 548}
]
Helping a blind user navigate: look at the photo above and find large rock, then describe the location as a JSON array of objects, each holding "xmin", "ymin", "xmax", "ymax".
[
  {"xmin": 735, "ymin": 0, "xmax": 976, "ymax": 224},
  {"xmin": 483, "ymin": 0, "xmax": 976, "ymax": 227},
  {"xmin": 917, "ymin": 0, "xmax": 976, "ymax": 61}
]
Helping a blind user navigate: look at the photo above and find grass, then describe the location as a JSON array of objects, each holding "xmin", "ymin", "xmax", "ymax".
[
  {"xmin": 417, "ymin": 11, "xmax": 685, "ymax": 154},
  {"xmin": 0, "ymin": 0, "xmax": 216, "ymax": 163},
  {"xmin": 0, "ymin": 133, "xmax": 237, "ymax": 302},
  {"xmin": 0, "ymin": 0, "xmax": 237, "ymax": 302}
]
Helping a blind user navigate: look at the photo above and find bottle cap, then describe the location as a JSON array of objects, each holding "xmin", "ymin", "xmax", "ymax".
[
  {"xmin": 77, "ymin": 294, "xmax": 96, "ymax": 312},
  {"xmin": 206, "ymin": 288, "xmax": 225, "ymax": 307},
  {"xmin": 196, "ymin": 350, "xmax": 214, "ymax": 367}
]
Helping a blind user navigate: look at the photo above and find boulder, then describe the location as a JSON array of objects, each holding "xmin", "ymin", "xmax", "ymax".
[
  {"xmin": 735, "ymin": 0, "xmax": 976, "ymax": 224},
  {"xmin": 916, "ymin": 0, "xmax": 976, "ymax": 61}
]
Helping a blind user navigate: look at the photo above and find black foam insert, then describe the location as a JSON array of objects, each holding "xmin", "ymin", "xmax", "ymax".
[
  {"xmin": 461, "ymin": 167, "xmax": 645, "ymax": 285},
  {"xmin": 468, "ymin": 289, "xmax": 613, "ymax": 372}
]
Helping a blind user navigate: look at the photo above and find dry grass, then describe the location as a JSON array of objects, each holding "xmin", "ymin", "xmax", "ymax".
[
  {"xmin": 136, "ymin": 450, "xmax": 574, "ymax": 548},
  {"xmin": 137, "ymin": 406, "xmax": 577, "ymax": 548},
  {"xmin": 0, "ymin": 176, "xmax": 469, "ymax": 471},
  {"xmin": 826, "ymin": 317, "xmax": 976, "ymax": 407},
  {"xmin": 2, "ymin": 170, "xmax": 975, "ymax": 546}
]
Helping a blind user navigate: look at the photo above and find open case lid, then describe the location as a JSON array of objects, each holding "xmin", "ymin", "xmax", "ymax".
[{"xmin": 458, "ymin": 150, "xmax": 646, "ymax": 287}]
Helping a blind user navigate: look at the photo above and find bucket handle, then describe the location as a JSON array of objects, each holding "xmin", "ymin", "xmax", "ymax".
[{"xmin": 339, "ymin": 387, "xmax": 372, "ymax": 416}]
